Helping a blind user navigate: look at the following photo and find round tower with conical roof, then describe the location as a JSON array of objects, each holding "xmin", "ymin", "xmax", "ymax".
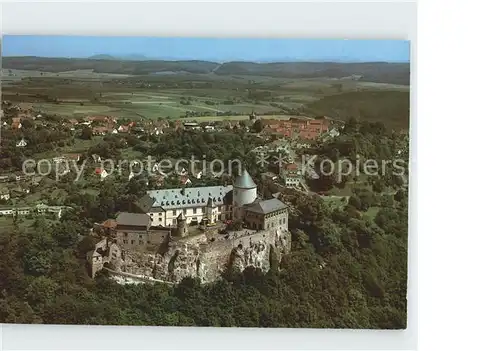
[
  {"xmin": 176, "ymin": 212, "xmax": 188, "ymax": 237},
  {"xmin": 232, "ymin": 169, "xmax": 257, "ymax": 220}
]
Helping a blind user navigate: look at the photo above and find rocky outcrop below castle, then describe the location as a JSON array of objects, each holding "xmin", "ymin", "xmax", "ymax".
[{"xmin": 102, "ymin": 228, "xmax": 291, "ymax": 285}]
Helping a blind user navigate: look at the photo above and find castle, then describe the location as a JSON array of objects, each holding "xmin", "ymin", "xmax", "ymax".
[{"xmin": 87, "ymin": 170, "xmax": 291, "ymax": 284}]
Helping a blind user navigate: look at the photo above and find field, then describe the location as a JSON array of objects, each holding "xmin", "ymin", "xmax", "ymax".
[{"xmin": 2, "ymin": 58, "xmax": 410, "ymax": 129}]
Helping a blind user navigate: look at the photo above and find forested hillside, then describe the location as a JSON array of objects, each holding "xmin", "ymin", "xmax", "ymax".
[
  {"xmin": 2, "ymin": 57, "xmax": 410, "ymax": 84},
  {"xmin": 0, "ymin": 119, "xmax": 408, "ymax": 328}
]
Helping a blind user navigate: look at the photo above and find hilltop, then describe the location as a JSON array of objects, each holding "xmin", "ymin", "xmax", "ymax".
[{"xmin": 88, "ymin": 54, "xmax": 150, "ymax": 61}]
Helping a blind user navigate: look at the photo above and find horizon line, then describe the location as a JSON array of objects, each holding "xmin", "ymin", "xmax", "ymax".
[{"xmin": 1, "ymin": 54, "xmax": 410, "ymax": 64}]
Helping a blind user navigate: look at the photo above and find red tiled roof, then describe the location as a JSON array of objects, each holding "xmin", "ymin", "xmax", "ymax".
[
  {"xmin": 284, "ymin": 163, "xmax": 299, "ymax": 171},
  {"xmin": 180, "ymin": 175, "xmax": 190, "ymax": 184},
  {"xmin": 87, "ymin": 115, "xmax": 110, "ymax": 122},
  {"xmin": 100, "ymin": 219, "xmax": 117, "ymax": 229},
  {"xmin": 118, "ymin": 125, "xmax": 130, "ymax": 132},
  {"xmin": 260, "ymin": 118, "xmax": 330, "ymax": 140},
  {"xmin": 298, "ymin": 131, "xmax": 318, "ymax": 140},
  {"xmin": 93, "ymin": 126, "xmax": 109, "ymax": 134},
  {"xmin": 63, "ymin": 153, "xmax": 81, "ymax": 160}
]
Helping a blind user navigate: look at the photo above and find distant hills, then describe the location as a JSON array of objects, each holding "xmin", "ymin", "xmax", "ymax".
[
  {"xmin": 2, "ymin": 56, "xmax": 410, "ymax": 85},
  {"xmin": 88, "ymin": 54, "xmax": 150, "ymax": 61},
  {"xmin": 214, "ymin": 61, "xmax": 410, "ymax": 84}
]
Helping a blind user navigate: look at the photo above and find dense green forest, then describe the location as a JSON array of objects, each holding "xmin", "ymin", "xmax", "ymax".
[
  {"xmin": 304, "ymin": 91, "xmax": 410, "ymax": 130},
  {"xmin": 0, "ymin": 119, "xmax": 408, "ymax": 328},
  {"xmin": 0, "ymin": 192, "xmax": 407, "ymax": 327}
]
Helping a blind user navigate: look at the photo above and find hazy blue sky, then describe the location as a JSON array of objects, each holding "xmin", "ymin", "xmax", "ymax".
[{"xmin": 2, "ymin": 35, "xmax": 410, "ymax": 62}]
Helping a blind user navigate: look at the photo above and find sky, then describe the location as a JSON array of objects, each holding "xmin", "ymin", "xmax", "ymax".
[{"xmin": 2, "ymin": 36, "xmax": 410, "ymax": 63}]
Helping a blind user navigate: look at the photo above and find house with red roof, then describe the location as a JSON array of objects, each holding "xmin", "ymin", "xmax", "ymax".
[
  {"xmin": 11, "ymin": 117, "xmax": 22, "ymax": 129},
  {"xmin": 63, "ymin": 153, "xmax": 81, "ymax": 162},
  {"xmin": 179, "ymin": 175, "xmax": 192, "ymax": 186},
  {"xmin": 118, "ymin": 125, "xmax": 130, "ymax": 133},
  {"xmin": 280, "ymin": 162, "xmax": 302, "ymax": 188},
  {"xmin": 95, "ymin": 168, "xmax": 109, "ymax": 181},
  {"xmin": 92, "ymin": 126, "xmax": 108, "ymax": 136},
  {"xmin": 86, "ymin": 115, "xmax": 113, "ymax": 124},
  {"xmin": 261, "ymin": 117, "xmax": 331, "ymax": 141}
]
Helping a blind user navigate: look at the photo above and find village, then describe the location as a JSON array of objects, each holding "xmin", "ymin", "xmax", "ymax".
[{"xmin": 0, "ymin": 100, "xmax": 348, "ymax": 208}]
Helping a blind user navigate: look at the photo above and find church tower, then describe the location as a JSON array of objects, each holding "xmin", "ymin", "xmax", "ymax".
[
  {"xmin": 232, "ymin": 169, "xmax": 257, "ymax": 220},
  {"xmin": 176, "ymin": 212, "xmax": 188, "ymax": 237}
]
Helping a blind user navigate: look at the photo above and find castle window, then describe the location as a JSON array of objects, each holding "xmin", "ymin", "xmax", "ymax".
[
  {"xmin": 123, "ymin": 232, "xmax": 128, "ymax": 237},
  {"xmin": 131, "ymin": 240, "xmax": 135, "ymax": 245},
  {"xmin": 173, "ymin": 210, "xmax": 176, "ymax": 216},
  {"xmin": 139, "ymin": 240, "xmax": 144, "ymax": 245},
  {"xmin": 123, "ymin": 240, "xmax": 128, "ymax": 244},
  {"xmin": 147, "ymin": 241, "xmax": 151, "ymax": 244}
]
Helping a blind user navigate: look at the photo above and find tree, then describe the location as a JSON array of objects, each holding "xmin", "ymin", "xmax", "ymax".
[
  {"xmin": 25, "ymin": 276, "xmax": 60, "ymax": 306},
  {"xmin": 80, "ymin": 127, "xmax": 93, "ymax": 140},
  {"xmin": 52, "ymin": 221, "xmax": 83, "ymax": 248},
  {"xmin": 22, "ymin": 119, "xmax": 34, "ymax": 129},
  {"xmin": 227, "ymin": 219, "xmax": 243, "ymax": 231},
  {"xmin": 23, "ymin": 250, "xmax": 52, "ymax": 276},
  {"xmin": 77, "ymin": 236, "xmax": 98, "ymax": 258},
  {"xmin": 394, "ymin": 189, "xmax": 406, "ymax": 202},
  {"xmin": 252, "ymin": 119, "xmax": 264, "ymax": 133},
  {"xmin": 348, "ymin": 195, "xmax": 362, "ymax": 210},
  {"xmin": 372, "ymin": 179, "xmax": 384, "ymax": 193},
  {"xmin": 126, "ymin": 177, "xmax": 147, "ymax": 198}
]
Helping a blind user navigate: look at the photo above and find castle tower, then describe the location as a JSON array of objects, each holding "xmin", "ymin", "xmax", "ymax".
[
  {"xmin": 176, "ymin": 212, "xmax": 188, "ymax": 237},
  {"xmin": 232, "ymin": 169, "xmax": 257, "ymax": 220},
  {"xmin": 206, "ymin": 197, "xmax": 218, "ymax": 224}
]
